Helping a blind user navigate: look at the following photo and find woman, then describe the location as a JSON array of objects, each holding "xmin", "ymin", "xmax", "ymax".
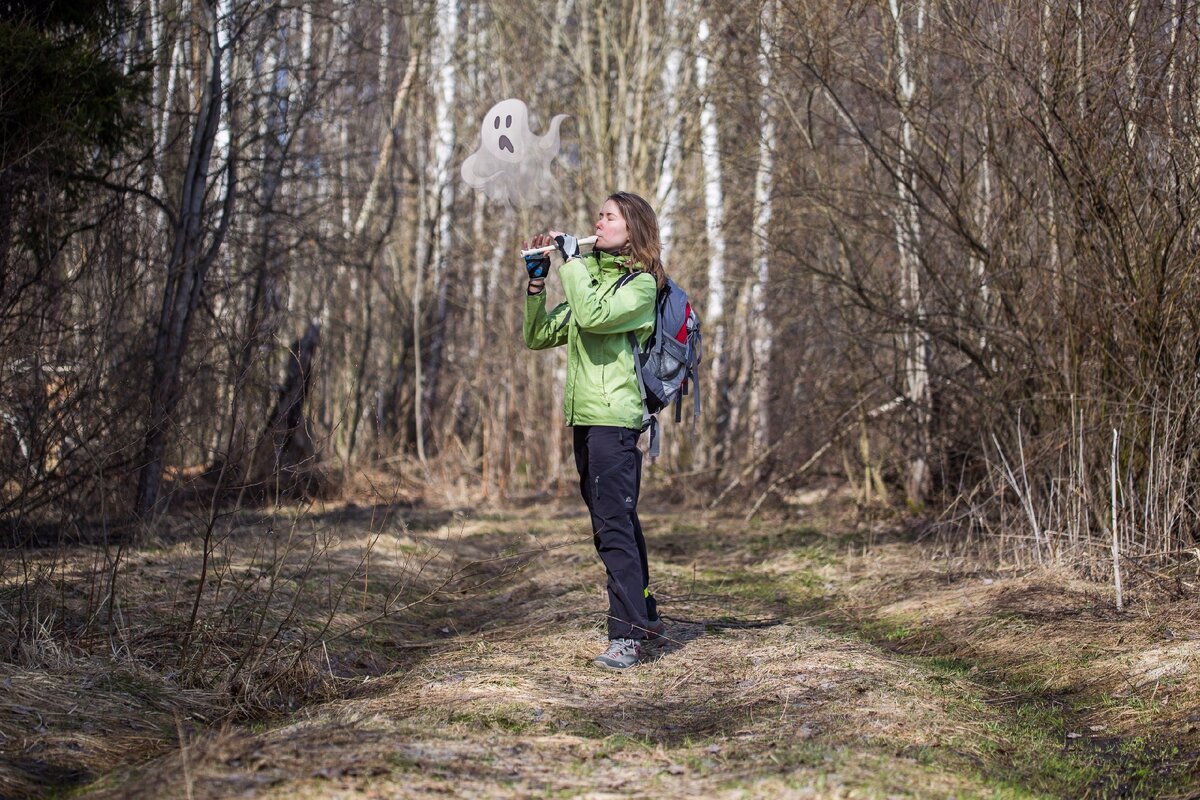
[{"xmin": 523, "ymin": 191, "xmax": 667, "ymax": 670}]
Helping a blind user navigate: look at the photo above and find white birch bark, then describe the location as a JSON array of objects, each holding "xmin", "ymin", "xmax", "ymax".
[
  {"xmin": 300, "ymin": 1, "xmax": 313, "ymax": 70},
  {"xmin": 431, "ymin": 0, "xmax": 458, "ymax": 286},
  {"xmin": 1165, "ymin": 0, "xmax": 1180, "ymax": 139},
  {"xmin": 353, "ymin": 51, "xmax": 420, "ymax": 239},
  {"xmin": 466, "ymin": 1, "xmax": 490, "ymax": 356},
  {"xmin": 655, "ymin": 0, "xmax": 686, "ymax": 264},
  {"xmin": 974, "ymin": 128, "xmax": 993, "ymax": 359},
  {"xmin": 696, "ymin": 18, "xmax": 727, "ymax": 394},
  {"xmin": 214, "ymin": 0, "xmax": 234, "ymax": 173},
  {"xmin": 749, "ymin": 0, "xmax": 777, "ymax": 456},
  {"xmin": 419, "ymin": 0, "xmax": 460, "ymax": 455},
  {"xmin": 1038, "ymin": 0, "xmax": 1062, "ymax": 293},
  {"xmin": 149, "ymin": 0, "xmax": 162, "ymax": 104},
  {"xmin": 412, "ymin": 169, "xmax": 429, "ymax": 463},
  {"xmin": 1194, "ymin": 3, "xmax": 1200, "ymax": 131},
  {"xmin": 378, "ymin": 5, "xmax": 391, "ymax": 90},
  {"xmin": 1075, "ymin": 0, "xmax": 1087, "ymax": 118},
  {"xmin": 154, "ymin": 1, "xmax": 187, "ymax": 201},
  {"xmin": 888, "ymin": 0, "xmax": 931, "ymax": 505},
  {"xmin": 468, "ymin": 200, "xmax": 487, "ymax": 365},
  {"xmin": 1125, "ymin": 0, "xmax": 1141, "ymax": 148},
  {"xmin": 159, "ymin": 32, "xmax": 183, "ymax": 155}
]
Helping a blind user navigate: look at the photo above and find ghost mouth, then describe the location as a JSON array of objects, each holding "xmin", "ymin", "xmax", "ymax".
[{"xmin": 498, "ymin": 135, "xmax": 514, "ymax": 154}]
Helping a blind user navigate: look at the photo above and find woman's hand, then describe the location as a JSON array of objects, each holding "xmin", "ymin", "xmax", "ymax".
[
  {"xmin": 550, "ymin": 230, "xmax": 579, "ymax": 261},
  {"xmin": 526, "ymin": 232, "xmax": 555, "ymax": 252},
  {"xmin": 522, "ymin": 233, "xmax": 555, "ymax": 294}
]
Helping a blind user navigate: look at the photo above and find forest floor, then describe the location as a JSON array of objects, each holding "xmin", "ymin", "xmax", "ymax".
[{"xmin": 5, "ymin": 491, "xmax": 1200, "ymax": 799}]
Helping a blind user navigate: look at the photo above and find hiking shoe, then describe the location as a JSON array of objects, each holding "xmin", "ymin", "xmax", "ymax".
[{"xmin": 593, "ymin": 638, "xmax": 643, "ymax": 669}]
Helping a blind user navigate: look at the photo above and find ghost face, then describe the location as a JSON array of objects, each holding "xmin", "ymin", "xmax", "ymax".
[
  {"xmin": 594, "ymin": 199, "xmax": 629, "ymax": 252},
  {"xmin": 481, "ymin": 99, "xmax": 528, "ymax": 164}
]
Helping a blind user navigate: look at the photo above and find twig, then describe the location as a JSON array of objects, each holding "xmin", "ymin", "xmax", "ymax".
[
  {"xmin": 661, "ymin": 614, "xmax": 784, "ymax": 629},
  {"xmin": 711, "ymin": 394, "xmax": 901, "ymax": 511},
  {"xmin": 744, "ymin": 396, "xmax": 904, "ymax": 519},
  {"xmin": 745, "ymin": 441, "xmax": 833, "ymax": 520}
]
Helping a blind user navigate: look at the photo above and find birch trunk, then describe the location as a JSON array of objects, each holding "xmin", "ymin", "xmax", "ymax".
[
  {"xmin": 154, "ymin": 0, "xmax": 187, "ymax": 202},
  {"xmin": 1194, "ymin": 3, "xmax": 1200, "ymax": 132},
  {"xmin": 1075, "ymin": 0, "xmax": 1087, "ymax": 118},
  {"xmin": 887, "ymin": 0, "xmax": 931, "ymax": 506},
  {"xmin": 1039, "ymin": 0, "xmax": 1068, "ymax": 388},
  {"xmin": 1125, "ymin": 0, "xmax": 1141, "ymax": 148},
  {"xmin": 696, "ymin": 16, "xmax": 728, "ymax": 465},
  {"xmin": 749, "ymin": 0, "xmax": 777, "ymax": 459},
  {"xmin": 655, "ymin": 0, "xmax": 687, "ymax": 264},
  {"xmin": 973, "ymin": 119, "xmax": 993, "ymax": 360},
  {"xmin": 412, "ymin": 150, "xmax": 431, "ymax": 463},
  {"xmin": 421, "ymin": 0, "xmax": 460, "ymax": 456},
  {"xmin": 147, "ymin": 0, "xmax": 164, "ymax": 197},
  {"xmin": 1038, "ymin": 0, "xmax": 1061, "ymax": 279},
  {"xmin": 1166, "ymin": 0, "xmax": 1180, "ymax": 140},
  {"xmin": 353, "ymin": 53, "xmax": 419, "ymax": 240}
]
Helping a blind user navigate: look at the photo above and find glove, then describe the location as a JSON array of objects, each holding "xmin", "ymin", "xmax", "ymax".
[
  {"xmin": 524, "ymin": 251, "xmax": 551, "ymax": 280},
  {"xmin": 554, "ymin": 233, "xmax": 580, "ymax": 261}
]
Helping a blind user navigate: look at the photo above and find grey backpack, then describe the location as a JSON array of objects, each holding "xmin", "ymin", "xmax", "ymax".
[{"xmin": 618, "ymin": 273, "xmax": 702, "ymax": 457}]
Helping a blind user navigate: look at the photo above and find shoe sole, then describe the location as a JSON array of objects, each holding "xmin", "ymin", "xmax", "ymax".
[{"xmin": 592, "ymin": 656, "xmax": 639, "ymax": 670}]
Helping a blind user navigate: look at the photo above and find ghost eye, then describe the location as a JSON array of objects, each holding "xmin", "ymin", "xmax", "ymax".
[
  {"xmin": 506, "ymin": 115, "xmax": 512, "ymax": 128},
  {"xmin": 494, "ymin": 116, "xmax": 501, "ymax": 129}
]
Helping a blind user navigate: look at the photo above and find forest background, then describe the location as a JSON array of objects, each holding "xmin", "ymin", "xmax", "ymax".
[
  {"xmin": 6, "ymin": 0, "xmax": 1199, "ymax": 565},
  {"xmin": 2, "ymin": 0, "xmax": 1200, "ymax": 791}
]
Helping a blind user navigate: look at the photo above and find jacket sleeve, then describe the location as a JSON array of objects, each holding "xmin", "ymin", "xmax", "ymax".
[
  {"xmin": 559, "ymin": 260, "xmax": 656, "ymax": 334},
  {"xmin": 523, "ymin": 292, "xmax": 570, "ymax": 350}
]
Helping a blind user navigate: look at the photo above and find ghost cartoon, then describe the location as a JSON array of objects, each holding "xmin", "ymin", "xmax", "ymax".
[{"xmin": 460, "ymin": 99, "xmax": 568, "ymax": 206}]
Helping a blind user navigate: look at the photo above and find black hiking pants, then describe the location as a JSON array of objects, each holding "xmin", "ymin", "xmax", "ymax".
[{"xmin": 572, "ymin": 425, "xmax": 658, "ymax": 640}]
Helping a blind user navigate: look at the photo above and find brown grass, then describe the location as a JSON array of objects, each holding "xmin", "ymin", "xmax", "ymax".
[{"xmin": 3, "ymin": 495, "xmax": 1200, "ymax": 798}]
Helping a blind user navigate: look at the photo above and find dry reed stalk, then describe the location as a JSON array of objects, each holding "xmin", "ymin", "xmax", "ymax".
[
  {"xmin": 1111, "ymin": 428, "xmax": 1123, "ymax": 613},
  {"xmin": 942, "ymin": 384, "xmax": 1200, "ymax": 585}
]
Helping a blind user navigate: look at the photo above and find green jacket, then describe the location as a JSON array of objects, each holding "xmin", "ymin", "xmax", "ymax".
[{"xmin": 524, "ymin": 250, "xmax": 657, "ymax": 428}]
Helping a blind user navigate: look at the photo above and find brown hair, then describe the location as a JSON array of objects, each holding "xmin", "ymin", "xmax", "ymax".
[{"xmin": 608, "ymin": 191, "xmax": 667, "ymax": 291}]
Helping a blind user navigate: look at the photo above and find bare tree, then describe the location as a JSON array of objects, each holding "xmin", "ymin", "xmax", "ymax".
[{"xmin": 136, "ymin": 0, "xmax": 237, "ymax": 519}]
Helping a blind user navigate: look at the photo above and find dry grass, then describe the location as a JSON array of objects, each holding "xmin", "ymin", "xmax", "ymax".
[
  {"xmin": 78, "ymin": 612, "xmax": 1003, "ymax": 799},
  {"xmin": 0, "ymin": 499, "xmax": 541, "ymax": 798},
  {"xmin": 3, "ymin": 495, "xmax": 1200, "ymax": 798}
]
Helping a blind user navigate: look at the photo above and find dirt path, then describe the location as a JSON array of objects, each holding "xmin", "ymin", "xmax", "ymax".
[{"xmin": 20, "ymin": 505, "xmax": 1200, "ymax": 798}]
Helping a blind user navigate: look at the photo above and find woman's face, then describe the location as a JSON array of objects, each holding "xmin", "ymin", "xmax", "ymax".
[{"xmin": 594, "ymin": 199, "xmax": 628, "ymax": 252}]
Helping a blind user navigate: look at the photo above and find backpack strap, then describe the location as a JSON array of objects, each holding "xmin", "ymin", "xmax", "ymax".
[
  {"xmin": 619, "ymin": 270, "xmax": 663, "ymax": 456},
  {"xmin": 627, "ymin": 331, "xmax": 660, "ymax": 458},
  {"xmin": 688, "ymin": 329, "xmax": 701, "ymax": 423},
  {"xmin": 685, "ymin": 310, "xmax": 702, "ymax": 423},
  {"xmin": 618, "ymin": 269, "xmax": 681, "ymax": 457}
]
